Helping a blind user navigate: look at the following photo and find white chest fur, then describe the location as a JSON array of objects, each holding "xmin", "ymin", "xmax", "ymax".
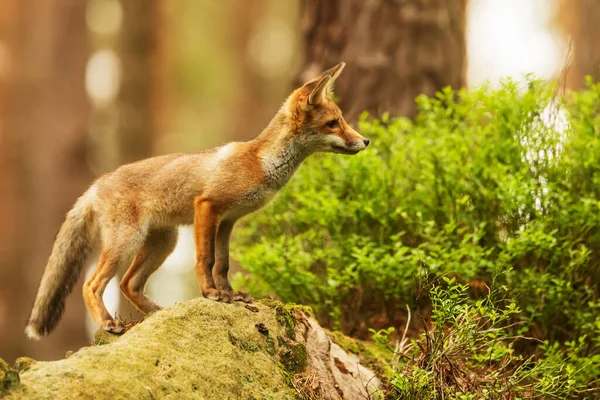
[{"xmin": 261, "ymin": 141, "xmax": 307, "ymax": 190}]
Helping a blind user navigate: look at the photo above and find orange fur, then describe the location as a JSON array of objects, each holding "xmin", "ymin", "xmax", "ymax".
[{"xmin": 25, "ymin": 62, "xmax": 370, "ymax": 337}]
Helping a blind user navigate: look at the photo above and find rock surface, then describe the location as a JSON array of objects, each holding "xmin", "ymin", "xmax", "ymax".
[{"xmin": 2, "ymin": 298, "xmax": 379, "ymax": 399}]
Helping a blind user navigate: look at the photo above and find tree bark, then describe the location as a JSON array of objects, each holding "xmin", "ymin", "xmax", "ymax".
[
  {"xmin": 297, "ymin": 0, "xmax": 467, "ymax": 121},
  {"xmin": 0, "ymin": 0, "xmax": 18, "ymax": 363},
  {"xmin": 0, "ymin": 0, "xmax": 17, "ymax": 261},
  {"xmin": 229, "ymin": 0, "xmax": 269, "ymax": 141},
  {"xmin": 0, "ymin": 0, "xmax": 91, "ymax": 363},
  {"xmin": 117, "ymin": 0, "xmax": 166, "ymax": 164},
  {"xmin": 114, "ymin": 0, "xmax": 169, "ymax": 320},
  {"xmin": 556, "ymin": 0, "xmax": 600, "ymax": 88}
]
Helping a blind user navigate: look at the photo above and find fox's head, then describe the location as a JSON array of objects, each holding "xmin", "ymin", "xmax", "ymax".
[{"xmin": 283, "ymin": 62, "xmax": 369, "ymax": 155}]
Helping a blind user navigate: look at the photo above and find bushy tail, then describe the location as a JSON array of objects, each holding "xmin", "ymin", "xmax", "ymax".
[{"xmin": 25, "ymin": 189, "xmax": 97, "ymax": 340}]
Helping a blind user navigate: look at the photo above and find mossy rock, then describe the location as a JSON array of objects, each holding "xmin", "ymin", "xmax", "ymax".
[
  {"xmin": 5, "ymin": 299, "xmax": 298, "ymax": 399},
  {"xmin": 4, "ymin": 298, "xmax": 379, "ymax": 400}
]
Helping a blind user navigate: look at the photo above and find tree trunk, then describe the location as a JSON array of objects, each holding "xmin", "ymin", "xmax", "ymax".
[
  {"xmin": 0, "ymin": 0, "xmax": 17, "ymax": 261},
  {"xmin": 0, "ymin": 0, "xmax": 18, "ymax": 364},
  {"xmin": 117, "ymin": 0, "xmax": 166, "ymax": 163},
  {"xmin": 556, "ymin": 0, "xmax": 600, "ymax": 88},
  {"xmin": 0, "ymin": 0, "xmax": 91, "ymax": 363},
  {"xmin": 229, "ymin": 0, "xmax": 269, "ymax": 141},
  {"xmin": 297, "ymin": 0, "xmax": 467, "ymax": 121},
  {"xmin": 114, "ymin": 0, "xmax": 168, "ymax": 320}
]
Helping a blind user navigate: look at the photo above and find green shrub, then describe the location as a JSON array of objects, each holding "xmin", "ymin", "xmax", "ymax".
[
  {"xmin": 383, "ymin": 278, "xmax": 581, "ymax": 399},
  {"xmin": 232, "ymin": 77, "xmax": 600, "ymax": 389}
]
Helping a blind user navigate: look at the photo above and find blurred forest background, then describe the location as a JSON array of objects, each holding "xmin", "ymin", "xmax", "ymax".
[{"xmin": 0, "ymin": 0, "xmax": 598, "ymax": 368}]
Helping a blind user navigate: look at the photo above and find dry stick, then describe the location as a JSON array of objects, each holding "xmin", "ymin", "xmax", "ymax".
[
  {"xmin": 360, "ymin": 369, "xmax": 380, "ymax": 400},
  {"xmin": 439, "ymin": 363, "xmax": 445, "ymax": 400},
  {"xmin": 547, "ymin": 38, "xmax": 573, "ymax": 131},
  {"xmin": 392, "ymin": 304, "xmax": 412, "ymax": 370},
  {"xmin": 418, "ymin": 312, "xmax": 432, "ymax": 359},
  {"xmin": 555, "ymin": 38, "xmax": 573, "ymax": 100}
]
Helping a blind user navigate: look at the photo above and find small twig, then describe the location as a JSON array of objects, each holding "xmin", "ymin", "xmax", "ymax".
[{"xmin": 392, "ymin": 304, "xmax": 412, "ymax": 370}]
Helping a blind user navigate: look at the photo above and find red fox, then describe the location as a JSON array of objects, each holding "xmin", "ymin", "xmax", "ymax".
[{"xmin": 25, "ymin": 62, "xmax": 369, "ymax": 338}]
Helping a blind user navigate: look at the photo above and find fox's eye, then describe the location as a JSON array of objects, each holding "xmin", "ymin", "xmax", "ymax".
[{"xmin": 326, "ymin": 119, "xmax": 339, "ymax": 129}]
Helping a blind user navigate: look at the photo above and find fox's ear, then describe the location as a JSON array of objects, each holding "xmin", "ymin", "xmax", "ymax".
[
  {"xmin": 303, "ymin": 62, "xmax": 345, "ymax": 106},
  {"xmin": 321, "ymin": 62, "xmax": 345, "ymax": 87},
  {"xmin": 308, "ymin": 75, "xmax": 332, "ymax": 106}
]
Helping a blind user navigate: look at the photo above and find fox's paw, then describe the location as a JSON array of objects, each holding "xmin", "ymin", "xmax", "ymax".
[
  {"xmin": 100, "ymin": 319, "xmax": 125, "ymax": 335},
  {"xmin": 232, "ymin": 290, "xmax": 254, "ymax": 303},
  {"xmin": 202, "ymin": 288, "xmax": 232, "ymax": 303}
]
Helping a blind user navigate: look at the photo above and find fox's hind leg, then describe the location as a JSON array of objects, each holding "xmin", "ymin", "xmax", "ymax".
[
  {"xmin": 120, "ymin": 228, "xmax": 178, "ymax": 313},
  {"xmin": 83, "ymin": 225, "xmax": 145, "ymax": 334},
  {"xmin": 213, "ymin": 219, "xmax": 253, "ymax": 303}
]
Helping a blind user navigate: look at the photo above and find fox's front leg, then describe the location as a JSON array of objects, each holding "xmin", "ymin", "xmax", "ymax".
[
  {"xmin": 194, "ymin": 198, "xmax": 232, "ymax": 302},
  {"xmin": 213, "ymin": 219, "xmax": 253, "ymax": 303}
]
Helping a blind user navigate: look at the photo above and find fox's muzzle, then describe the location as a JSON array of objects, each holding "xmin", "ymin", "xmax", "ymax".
[{"xmin": 344, "ymin": 128, "xmax": 369, "ymax": 152}]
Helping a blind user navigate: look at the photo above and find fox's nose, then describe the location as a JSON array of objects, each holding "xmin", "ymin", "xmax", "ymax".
[{"xmin": 363, "ymin": 139, "xmax": 370, "ymax": 147}]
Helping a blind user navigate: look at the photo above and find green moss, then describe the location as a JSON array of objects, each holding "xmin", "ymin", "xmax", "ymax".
[
  {"xmin": 253, "ymin": 303, "xmax": 311, "ymax": 388},
  {"xmin": 0, "ymin": 358, "xmax": 9, "ymax": 373},
  {"xmin": 277, "ymin": 336, "xmax": 287, "ymax": 347},
  {"xmin": 257, "ymin": 298, "xmax": 283, "ymax": 309},
  {"xmin": 278, "ymin": 364, "xmax": 294, "ymax": 388},
  {"xmin": 279, "ymin": 343, "xmax": 307, "ymax": 375},
  {"xmin": 326, "ymin": 330, "xmax": 389, "ymax": 377},
  {"xmin": 327, "ymin": 330, "xmax": 362, "ymax": 355},
  {"xmin": 259, "ymin": 299, "xmax": 313, "ymax": 318},
  {"xmin": 0, "ymin": 358, "xmax": 20, "ymax": 395},
  {"xmin": 277, "ymin": 309, "xmax": 296, "ymax": 340},
  {"xmin": 13, "ymin": 357, "xmax": 36, "ymax": 373},
  {"xmin": 94, "ymin": 329, "xmax": 119, "ymax": 346},
  {"xmin": 266, "ymin": 334, "xmax": 276, "ymax": 356},
  {"xmin": 258, "ymin": 299, "xmax": 302, "ymax": 340},
  {"xmin": 276, "ymin": 340, "xmax": 308, "ymax": 391},
  {"xmin": 228, "ymin": 330, "xmax": 260, "ymax": 352}
]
